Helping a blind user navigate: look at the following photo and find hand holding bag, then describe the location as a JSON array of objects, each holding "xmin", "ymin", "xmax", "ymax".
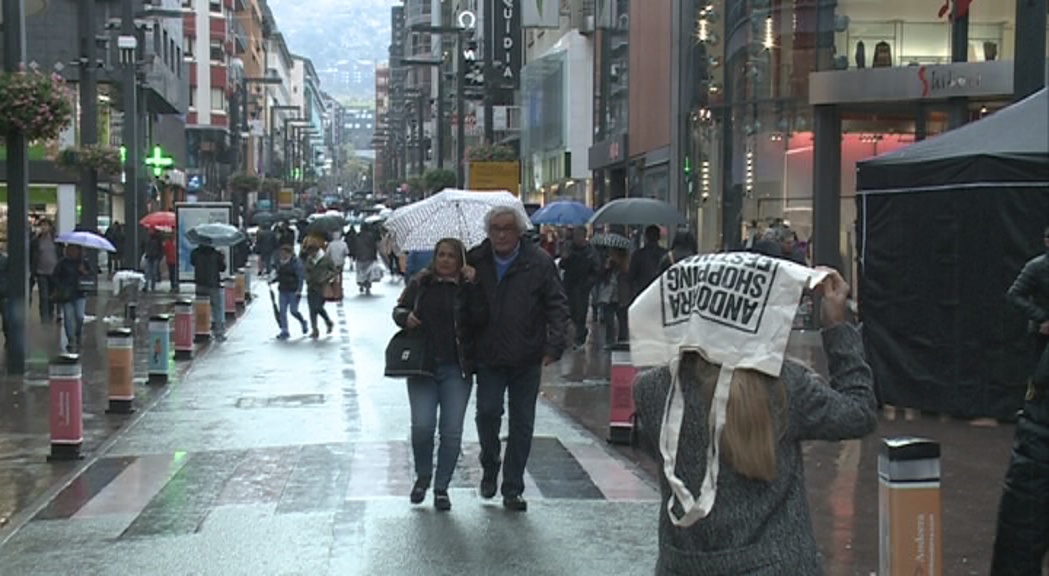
[{"xmin": 384, "ymin": 289, "xmax": 431, "ymax": 378}]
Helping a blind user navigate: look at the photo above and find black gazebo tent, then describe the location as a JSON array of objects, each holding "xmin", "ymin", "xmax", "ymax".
[{"xmin": 856, "ymin": 88, "xmax": 1049, "ymax": 419}]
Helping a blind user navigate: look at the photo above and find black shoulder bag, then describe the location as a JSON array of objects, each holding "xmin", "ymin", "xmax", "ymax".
[{"xmin": 384, "ymin": 290, "xmax": 432, "ymax": 378}]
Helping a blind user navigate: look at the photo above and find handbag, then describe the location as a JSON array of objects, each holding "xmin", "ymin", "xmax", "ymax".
[
  {"xmin": 323, "ymin": 279, "xmax": 342, "ymax": 302},
  {"xmin": 384, "ymin": 290, "xmax": 431, "ymax": 378},
  {"xmin": 384, "ymin": 328, "xmax": 432, "ymax": 378}
]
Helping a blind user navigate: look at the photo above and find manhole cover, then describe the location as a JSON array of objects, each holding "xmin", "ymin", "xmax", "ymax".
[{"xmin": 235, "ymin": 394, "xmax": 326, "ymax": 409}]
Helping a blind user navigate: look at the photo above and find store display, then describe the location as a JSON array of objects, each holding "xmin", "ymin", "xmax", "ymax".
[
  {"xmin": 856, "ymin": 40, "xmax": 866, "ymax": 68},
  {"xmin": 873, "ymin": 41, "xmax": 893, "ymax": 67},
  {"xmin": 984, "ymin": 41, "xmax": 998, "ymax": 61}
]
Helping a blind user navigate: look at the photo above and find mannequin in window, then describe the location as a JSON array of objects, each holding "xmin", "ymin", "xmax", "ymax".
[
  {"xmin": 855, "ymin": 41, "xmax": 866, "ymax": 68},
  {"xmin": 984, "ymin": 42, "xmax": 998, "ymax": 61},
  {"xmin": 872, "ymin": 41, "xmax": 892, "ymax": 67}
]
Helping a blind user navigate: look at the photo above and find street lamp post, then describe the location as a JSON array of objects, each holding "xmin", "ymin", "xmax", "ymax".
[
  {"xmin": 120, "ymin": 0, "xmax": 142, "ymax": 274},
  {"xmin": 3, "ymin": 0, "xmax": 29, "ymax": 373},
  {"xmin": 405, "ymin": 23, "xmax": 469, "ymax": 187},
  {"xmin": 268, "ymin": 105, "xmax": 300, "ymax": 178}
]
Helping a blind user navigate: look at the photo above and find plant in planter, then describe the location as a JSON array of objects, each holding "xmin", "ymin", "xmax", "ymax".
[
  {"xmin": 229, "ymin": 173, "xmax": 261, "ymax": 194},
  {"xmin": 57, "ymin": 144, "xmax": 122, "ymax": 178},
  {"xmin": 0, "ymin": 69, "xmax": 74, "ymax": 142},
  {"xmin": 423, "ymin": 168, "xmax": 457, "ymax": 193},
  {"xmin": 467, "ymin": 143, "xmax": 517, "ymax": 162}
]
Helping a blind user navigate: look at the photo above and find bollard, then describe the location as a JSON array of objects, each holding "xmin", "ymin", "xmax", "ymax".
[
  {"xmin": 244, "ymin": 260, "xmax": 254, "ymax": 302},
  {"xmin": 607, "ymin": 342, "xmax": 638, "ymax": 445},
  {"xmin": 174, "ymin": 299, "xmax": 194, "ymax": 359},
  {"xmin": 148, "ymin": 314, "xmax": 172, "ymax": 384},
  {"xmin": 105, "ymin": 328, "xmax": 135, "ymax": 414},
  {"xmin": 879, "ymin": 437, "xmax": 942, "ymax": 576},
  {"xmin": 234, "ymin": 269, "xmax": 246, "ymax": 308},
  {"xmin": 48, "ymin": 354, "xmax": 83, "ymax": 461},
  {"xmin": 224, "ymin": 277, "xmax": 237, "ymax": 318},
  {"xmin": 193, "ymin": 294, "xmax": 211, "ymax": 343}
]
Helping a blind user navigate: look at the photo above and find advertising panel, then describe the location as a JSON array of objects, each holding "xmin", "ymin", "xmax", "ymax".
[
  {"xmin": 278, "ymin": 188, "xmax": 295, "ymax": 209},
  {"xmin": 175, "ymin": 202, "xmax": 233, "ymax": 281},
  {"xmin": 468, "ymin": 161, "xmax": 521, "ymax": 195}
]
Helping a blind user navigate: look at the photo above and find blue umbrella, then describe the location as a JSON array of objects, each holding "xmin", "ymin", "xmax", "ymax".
[
  {"xmin": 529, "ymin": 200, "xmax": 594, "ymax": 226},
  {"xmin": 187, "ymin": 223, "xmax": 247, "ymax": 247},
  {"xmin": 56, "ymin": 231, "xmax": 116, "ymax": 252}
]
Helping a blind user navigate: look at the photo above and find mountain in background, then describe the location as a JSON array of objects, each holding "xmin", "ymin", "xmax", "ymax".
[{"xmin": 268, "ymin": 0, "xmax": 395, "ymax": 104}]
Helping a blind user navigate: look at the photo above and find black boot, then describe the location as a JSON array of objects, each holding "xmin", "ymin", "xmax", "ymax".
[{"xmin": 410, "ymin": 476, "xmax": 431, "ymax": 504}]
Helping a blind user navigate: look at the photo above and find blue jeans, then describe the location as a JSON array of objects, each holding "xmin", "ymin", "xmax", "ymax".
[
  {"xmin": 207, "ymin": 286, "xmax": 225, "ymax": 337},
  {"xmin": 408, "ymin": 363, "xmax": 472, "ymax": 491},
  {"xmin": 475, "ymin": 364, "xmax": 543, "ymax": 497},
  {"xmin": 62, "ymin": 297, "xmax": 86, "ymax": 350},
  {"xmin": 278, "ymin": 292, "xmax": 307, "ymax": 336},
  {"xmin": 146, "ymin": 258, "xmax": 161, "ymax": 291}
]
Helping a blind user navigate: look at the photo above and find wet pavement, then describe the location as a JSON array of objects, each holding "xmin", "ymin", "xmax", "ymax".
[
  {"xmin": 0, "ymin": 279, "xmax": 224, "ymax": 533},
  {"xmin": 0, "ymin": 273, "xmax": 1016, "ymax": 575}
]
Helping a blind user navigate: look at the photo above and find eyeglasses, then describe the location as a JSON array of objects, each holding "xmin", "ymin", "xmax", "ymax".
[{"xmin": 489, "ymin": 225, "xmax": 519, "ymax": 236}]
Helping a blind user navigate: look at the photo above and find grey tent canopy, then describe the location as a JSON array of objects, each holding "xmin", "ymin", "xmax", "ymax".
[{"xmin": 858, "ymin": 88, "xmax": 1048, "ymax": 193}]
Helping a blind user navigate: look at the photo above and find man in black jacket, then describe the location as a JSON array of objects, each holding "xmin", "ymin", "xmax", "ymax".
[
  {"xmin": 992, "ymin": 224, "xmax": 1049, "ymax": 575},
  {"xmin": 191, "ymin": 243, "xmax": 227, "ymax": 341},
  {"xmin": 559, "ymin": 227, "xmax": 600, "ymax": 348},
  {"xmin": 627, "ymin": 225, "xmax": 666, "ymax": 304},
  {"xmin": 468, "ymin": 206, "xmax": 569, "ymax": 512}
]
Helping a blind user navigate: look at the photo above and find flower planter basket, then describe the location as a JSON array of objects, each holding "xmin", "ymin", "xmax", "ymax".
[{"xmin": 0, "ymin": 70, "xmax": 74, "ymax": 143}]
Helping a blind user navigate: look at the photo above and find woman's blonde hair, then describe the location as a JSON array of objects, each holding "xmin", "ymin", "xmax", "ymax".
[{"xmin": 684, "ymin": 353, "xmax": 788, "ymax": 482}]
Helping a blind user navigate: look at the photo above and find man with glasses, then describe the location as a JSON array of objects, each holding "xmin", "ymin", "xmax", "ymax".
[{"xmin": 468, "ymin": 205, "xmax": 569, "ymax": 511}]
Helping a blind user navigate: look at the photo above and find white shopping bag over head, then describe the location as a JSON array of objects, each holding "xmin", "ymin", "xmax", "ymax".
[{"xmin": 629, "ymin": 252, "xmax": 827, "ymax": 527}]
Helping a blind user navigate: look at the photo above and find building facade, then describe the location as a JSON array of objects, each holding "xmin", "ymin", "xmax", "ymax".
[
  {"xmin": 183, "ymin": 0, "xmax": 234, "ymax": 198},
  {"xmin": 692, "ymin": 0, "xmax": 1048, "ymax": 263}
]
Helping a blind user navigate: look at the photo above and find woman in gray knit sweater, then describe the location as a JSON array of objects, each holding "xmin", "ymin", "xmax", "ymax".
[{"xmin": 633, "ymin": 269, "xmax": 877, "ymax": 575}]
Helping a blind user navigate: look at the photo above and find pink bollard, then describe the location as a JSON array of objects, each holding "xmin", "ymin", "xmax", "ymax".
[
  {"xmin": 174, "ymin": 299, "xmax": 194, "ymax": 360},
  {"xmin": 607, "ymin": 343, "xmax": 638, "ymax": 445},
  {"xmin": 48, "ymin": 354, "xmax": 84, "ymax": 461}
]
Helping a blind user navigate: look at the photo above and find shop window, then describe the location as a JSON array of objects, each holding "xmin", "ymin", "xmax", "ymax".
[
  {"xmin": 210, "ymin": 40, "xmax": 224, "ymax": 63},
  {"xmin": 211, "ymin": 88, "xmax": 225, "ymax": 110}
]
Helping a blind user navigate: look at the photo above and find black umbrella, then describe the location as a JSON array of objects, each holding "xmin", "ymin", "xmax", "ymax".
[
  {"xmin": 305, "ymin": 215, "xmax": 346, "ymax": 236},
  {"xmin": 268, "ymin": 285, "xmax": 281, "ymax": 325},
  {"xmin": 252, "ymin": 212, "xmax": 275, "ymax": 226},
  {"xmin": 589, "ymin": 198, "xmax": 687, "ymax": 227}
]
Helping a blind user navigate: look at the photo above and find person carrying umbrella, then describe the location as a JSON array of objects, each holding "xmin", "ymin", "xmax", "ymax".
[
  {"xmin": 271, "ymin": 244, "xmax": 309, "ymax": 340},
  {"xmin": 301, "ymin": 237, "xmax": 336, "ymax": 338},
  {"xmin": 190, "ymin": 241, "xmax": 228, "ymax": 341},
  {"xmin": 143, "ymin": 230, "xmax": 164, "ymax": 292},
  {"xmin": 53, "ymin": 244, "xmax": 94, "ymax": 353}
]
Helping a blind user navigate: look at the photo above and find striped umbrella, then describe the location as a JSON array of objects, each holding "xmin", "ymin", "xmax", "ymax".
[{"xmin": 385, "ymin": 189, "xmax": 531, "ymax": 251}]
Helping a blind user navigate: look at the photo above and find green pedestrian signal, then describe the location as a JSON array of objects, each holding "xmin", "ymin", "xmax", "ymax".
[{"xmin": 144, "ymin": 145, "xmax": 174, "ymax": 177}]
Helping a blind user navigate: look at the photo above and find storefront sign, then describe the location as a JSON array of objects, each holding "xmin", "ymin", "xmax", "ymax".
[
  {"xmin": 588, "ymin": 134, "xmax": 629, "ymax": 170},
  {"xmin": 493, "ymin": 0, "xmax": 522, "ymax": 91},
  {"xmin": 457, "ymin": 10, "xmax": 476, "ymax": 29},
  {"xmin": 809, "ymin": 61, "xmax": 1013, "ymax": 105}
]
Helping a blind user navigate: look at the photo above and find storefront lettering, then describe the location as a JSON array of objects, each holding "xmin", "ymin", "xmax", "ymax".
[
  {"xmin": 918, "ymin": 65, "xmax": 982, "ymax": 98},
  {"xmin": 501, "ymin": 0, "xmax": 516, "ymax": 81}
]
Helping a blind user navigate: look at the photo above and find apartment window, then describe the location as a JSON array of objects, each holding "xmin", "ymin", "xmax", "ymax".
[
  {"xmin": 181, "ymin": 0, "xmax": 191, "ymax": 7},
  {"xmin": 176, "ymin": 47, "xmax": 182, "ymax": 75},
  {"xmin": 210, "ymin": 88, "xmax": 225, "ymax": 110},
  {"xmin": 184, "ymin": 36, "xmax": 194, "ymax": 58},
  {"xmin": 209, "ymin": 40, "xmax": 223, "ymax": 62},
  {"xmin": 189, "ymin": 90, "xmax": 196, "ymax": 108},
  {"xmin": 209, "ymin": 0, "xmax": 221, "ymax": 13}
]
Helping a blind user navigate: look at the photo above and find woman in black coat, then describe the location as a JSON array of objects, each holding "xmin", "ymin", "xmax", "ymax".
[{"xmin": 392, "ymin": 238, "xmax": 488, "ymax": 512}]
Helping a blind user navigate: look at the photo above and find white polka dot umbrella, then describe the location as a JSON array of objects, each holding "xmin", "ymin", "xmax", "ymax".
[{"xmin": 384, "ymin": 189, "xmax": 532, "ymax": 252}]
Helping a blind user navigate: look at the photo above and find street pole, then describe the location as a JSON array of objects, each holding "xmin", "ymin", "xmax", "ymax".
[
  {"xmin": 483, "ymin": 0, "xmax": 495, "ymax": 144},
  {"xmin": 456, "ymin": 31, "xmax": 466, "ymax": 188},
  {"xmin": 78, "ymin": 0, "xmax": 99, "ymax": 234},
  {"xmin": 121, "ymin": 0, "xmax": 141, "ymax": 272},
  {"xmin": 416, "ymin": 91, "xmax": 425, "ymax": 174},
  {"xmin": 3, "ymin": 0, "xmax": 29, "ymax": 374},
  {"xmin": 436, "ymin": 59, "xmax": 445, "ymax": 170}
]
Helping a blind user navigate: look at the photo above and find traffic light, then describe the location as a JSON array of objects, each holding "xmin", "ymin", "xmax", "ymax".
[{"xmin": 684, "ymin": 155, "xmax": 694, "ymax": 197}]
